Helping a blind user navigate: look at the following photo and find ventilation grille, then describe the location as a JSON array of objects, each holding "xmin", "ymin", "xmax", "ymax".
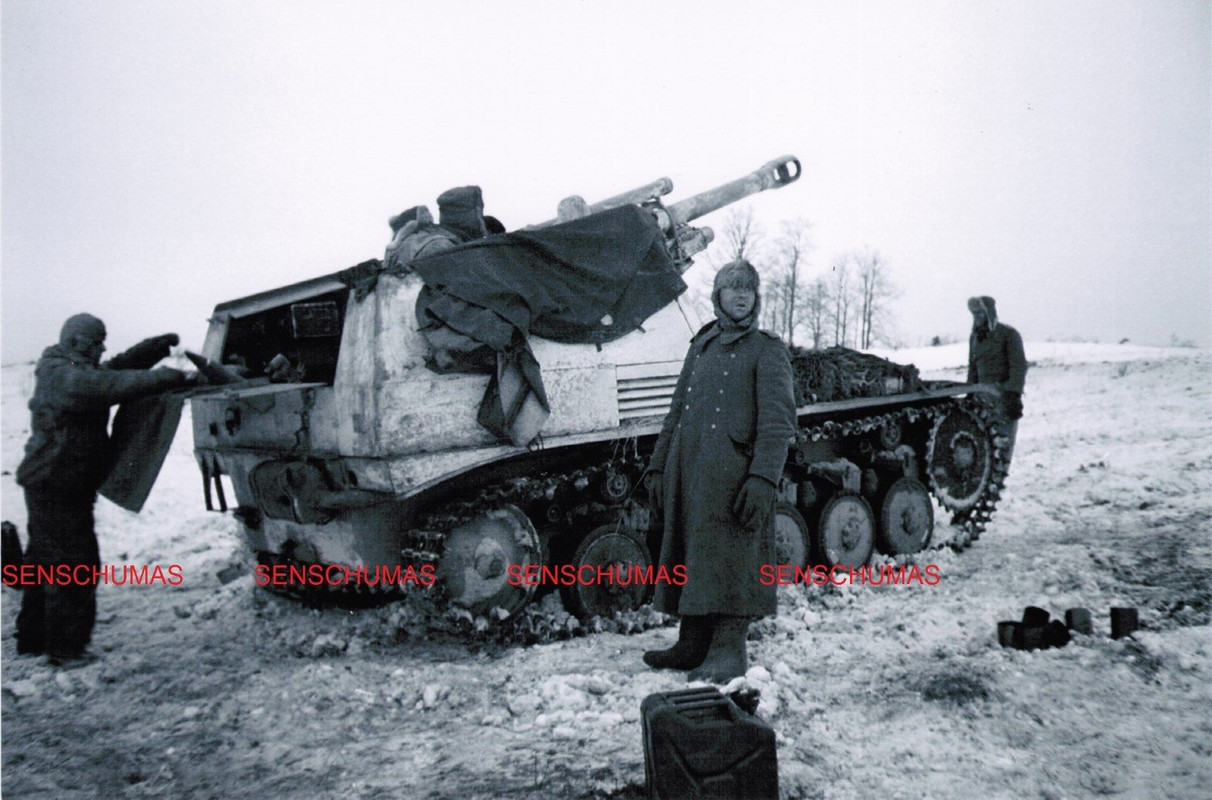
[{"xmin": 617, "ymin": 362, "xmax": 681, "ymax": 421}]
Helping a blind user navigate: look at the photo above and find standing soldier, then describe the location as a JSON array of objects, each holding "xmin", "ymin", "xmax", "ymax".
[
  {"xmin": 643, "ymin": 260, "xmax": 797, "ymax": 683},
  {"xmin": 14, "ymin": 314, "xmax": 188, "ymax": 666},
  {"xmin": 966, "ymin": 296, "xmax": 1028, "ymax": 460}
]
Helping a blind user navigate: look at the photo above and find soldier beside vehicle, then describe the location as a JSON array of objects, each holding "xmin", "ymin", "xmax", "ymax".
[
  {"xmin": 12, "ymin": 314, "xmax": 190, "ymax": 668},
  {"xmin": 643, "ymin": 260, "xmax": 797, "ymax": 684},
  {"xmin": 967, "ymin": 295, "xmax": 1028, "ymax": 459}
]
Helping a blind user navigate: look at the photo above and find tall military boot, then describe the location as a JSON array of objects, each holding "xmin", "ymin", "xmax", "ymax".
[
  {"xmin": 643, "ymin": 614, "xmax": 712, "ymax": 670},
  {"xmin": 688, "ymin": 615, "xmax": 750, "ymax": 684}
]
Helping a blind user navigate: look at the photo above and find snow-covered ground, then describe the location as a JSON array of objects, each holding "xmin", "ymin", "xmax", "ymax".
[
  {"xmin": 869, "ymin": 340, "xmax": 1204, "ymax": 372},
  {"xmin": 2, "ymin": 343, "xmax": 1209, "ymax": 799}
]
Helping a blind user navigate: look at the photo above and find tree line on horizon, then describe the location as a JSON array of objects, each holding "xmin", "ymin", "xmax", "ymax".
[{"xmin": 686, "ymin": 207, "xmax": 899, "ymax": 351}]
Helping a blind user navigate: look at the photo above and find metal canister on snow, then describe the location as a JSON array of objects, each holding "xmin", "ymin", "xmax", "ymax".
[
  {"xmin": 1110, "ymin": 607, "xmax": 1139, "ymax": 639},
  {"xmin": 1064, "ymin": 608, "xmax": 1093, "ymax": 635},
  {"xmin": 997, "ymin": 621, "xmax": 1019, "ymax": 648}
]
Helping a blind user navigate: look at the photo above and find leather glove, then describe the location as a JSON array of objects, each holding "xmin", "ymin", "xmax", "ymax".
[
  {"xmin": 731, "ymin": 475, "xmax": 776, "ymax": 531},
  {"xmin": 645, "ymin": 471, "xmax": 664, "ymax": 515},
  {"xmin": 108, "ymin": 333, "xmax": 181, "ymax": 370},
  {"xmin": 129, "ymin": 332, "xmax": 179, "ymax": 363},
  {"xmin": 138, "ymin": 333, "xmax": 180, "ymax": 361},
  {"xmin": 1003, "ymin": 391, "xmax": 1024, "ymax": 420},
  {"xmin": 152, "ymin": 333, "xmax": 180, "ymax": 357}
]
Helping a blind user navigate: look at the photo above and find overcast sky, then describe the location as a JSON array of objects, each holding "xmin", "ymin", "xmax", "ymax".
[{"xmin": 2, "ymin": 0, "xmax": 1208, "ymax": 362}]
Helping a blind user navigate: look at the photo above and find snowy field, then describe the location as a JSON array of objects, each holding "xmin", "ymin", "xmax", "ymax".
[{"xmin": 2, "ymin": 342, "xmax": 1209, "ymax": 799}]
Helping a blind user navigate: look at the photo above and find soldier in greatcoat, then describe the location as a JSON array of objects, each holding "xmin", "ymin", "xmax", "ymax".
[
  {"xmin": 14, "ymin": 314, "xmax": 187, "ymax": 666},
  {"xmin": 967, "ymin": 296, "xmax": 1028, "ymax": 460},
  {"xmin": 643, "ymin": 260, "xmax": 796, "ymax": 683}
]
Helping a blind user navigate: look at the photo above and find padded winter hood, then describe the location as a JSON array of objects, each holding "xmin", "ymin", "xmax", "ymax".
[
  {"xmin": 967, "ymin": 296, "xmax": 998, "ymax": 332},
  {"xmin": 59, "ymin": 313, "xmax": 106, "ymax": 352},
  {"xmin": 712, "ymin": 260, "xmax": 761, "ymax": 339}
]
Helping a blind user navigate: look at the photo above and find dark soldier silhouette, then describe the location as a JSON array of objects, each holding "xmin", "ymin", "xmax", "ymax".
[
  {"xmin": 967, "ymin": 296, "xmax": 1027, "ymax": 460},
  {"xmin": 15, "ymin": 314, "xmax": 188, "ymax": 667}
]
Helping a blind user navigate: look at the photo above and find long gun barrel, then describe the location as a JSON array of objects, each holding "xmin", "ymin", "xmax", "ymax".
[
  {"xmin": 528, "ymin": 155, "xmax": 802, "ymax": 268},
  {"xmin": 667, "ymin": 155, "xmax": 801, "ymax": 225},
  {"xmin": 655, "ymin": 155, "xmax": 800, "ymax": 267},
  {"xmin": 529, "ymin": 178, "xmax": 674, "ymax": 229}
]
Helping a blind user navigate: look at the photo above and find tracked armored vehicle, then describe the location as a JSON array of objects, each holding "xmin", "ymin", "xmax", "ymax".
[{"xmin": 189, "ymin": 156, "xmax": 1011, "ymax": 628}]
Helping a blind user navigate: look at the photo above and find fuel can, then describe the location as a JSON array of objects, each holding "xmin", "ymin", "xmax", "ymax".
[{"xmin": 641, "ymin": 686, "xmax": 778, "ymax": 800}]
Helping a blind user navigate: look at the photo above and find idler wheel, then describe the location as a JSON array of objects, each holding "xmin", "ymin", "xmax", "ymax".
[
  {"xmin": 927, "ymin": 407, "xmax": 993, "ymax": 512},
  {"xmin": 438, "ymin": 505, "xmax": 541, "ymax": 618},
  {"xmin": 876, "ymin": 477, "xmax": 934, "ymax": 555},
  {"xmin": 812, "ymin": 491, "xmax": 875, "ymax": 568},
  {"xmin": 774, "ymin": 501, "xmax": 811, "ymax": 569},
  {"xmin": 560, "ymin": 524, "xmax": 653, "ymax": 619}
]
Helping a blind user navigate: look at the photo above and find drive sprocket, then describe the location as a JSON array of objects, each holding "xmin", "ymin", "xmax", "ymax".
[
  {"xmin": 926, "ymin": 398, "xmax": 1012, "ymax": 545},
  {"xmin": 926, "ymin": 406, "xmax": 992, "ymax": 513}
]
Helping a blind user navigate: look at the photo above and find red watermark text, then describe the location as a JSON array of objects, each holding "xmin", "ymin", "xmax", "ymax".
[
  {"xmin": 252, "ymin": 563, "xmax": 436, "ymax": 588},
  {"xmin": 507, "ymin": 563, "xmax": 687, "ymax": 587},
  {"xmin": 760, "ymin": 563, "xmax": 941, "ymax": 587},
  {"xmin": 3, "ymin": 563, "xmax": 184, "ymax": 587}
]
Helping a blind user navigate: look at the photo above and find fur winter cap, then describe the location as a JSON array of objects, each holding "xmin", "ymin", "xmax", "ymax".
[
  {"xmin": 388, "ymin": 205, "xmax": 433, "ymax": 234},
  {"xmin": 437, "ymin": 186, "xmax": 487, "ymax": 241},
  {"xmin": 967, "ymin": 296, "xmax": 998, "ymax": 331},
  {"xmin": 437, "ymin": 185, "xmax": 483, "ymax": 211},
  {"xmin": 59, "ymin": 313, "xmax": 106, "ymax": 350}
]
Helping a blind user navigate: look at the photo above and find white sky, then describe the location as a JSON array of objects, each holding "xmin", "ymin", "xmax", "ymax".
[{"xmin": 2, "ymin": 0, "xmax": 1209, "ymax": 361}]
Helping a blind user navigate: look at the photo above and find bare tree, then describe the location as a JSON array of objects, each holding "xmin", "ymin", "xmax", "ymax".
[
  {"xmin": 829, "ymin": 253, "xmax": 854, "ymax": 347},
  {"xmin": 685, "ymin": 211, "xmax": 898, "ymax": 350},
  {"xmin": 802, "ymin": 276, "xmax": 831, "ymax": 349},
  {"xmin": 707, "ymin": 205, "xmax": 766, "ymax": 269},
  {"xmin": 854, "ymin": 248, "xmax": 898, "ymax": 348},
  {"xmin": 757, "ymin": 271, "xmax": 783, "ymax": 332},
  {"xmin": 763, "ymin": 218, "xmax": 814, "ymax": 347}
]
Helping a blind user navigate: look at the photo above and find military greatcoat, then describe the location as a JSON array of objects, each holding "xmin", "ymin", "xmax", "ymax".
[
  {"xmin": 967, "ymin": 323, "xmax": 1028, "ymax": 393},
  {"xmin": 650, "ymin": 321, "xmax": 796, "ymax": 618}
]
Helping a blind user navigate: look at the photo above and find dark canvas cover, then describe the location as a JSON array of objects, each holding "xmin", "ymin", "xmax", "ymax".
[
  {"xmin": 99, "ymin": 392, "xmax": 187, "ymax": 513},
  {"xmin": 412, "ymin": 204, "xmax": 686, "ymax": 346}
]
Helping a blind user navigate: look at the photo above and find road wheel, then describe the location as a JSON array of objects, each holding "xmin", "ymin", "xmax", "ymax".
[
  {"xmin": 812, "ymin": 491, "xmax": 875, "ymax": 568},
  {"xmin": 877, "ymin": 418, "xmax": 903, "ymax": 450},
  {"xmin": 560, "ymin": 524, "xmax": 653, "ymax": 619},
  {"xmin": 438, "ymin": 505, "xmax": 541, "ymax": 619},
  {"xmin": 877, "ymin": 477, "xmax": 934, "ymax": 555},
  {"xmin": 774, "ymin": 501, "xmax": 810, "ymax": 569}
]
